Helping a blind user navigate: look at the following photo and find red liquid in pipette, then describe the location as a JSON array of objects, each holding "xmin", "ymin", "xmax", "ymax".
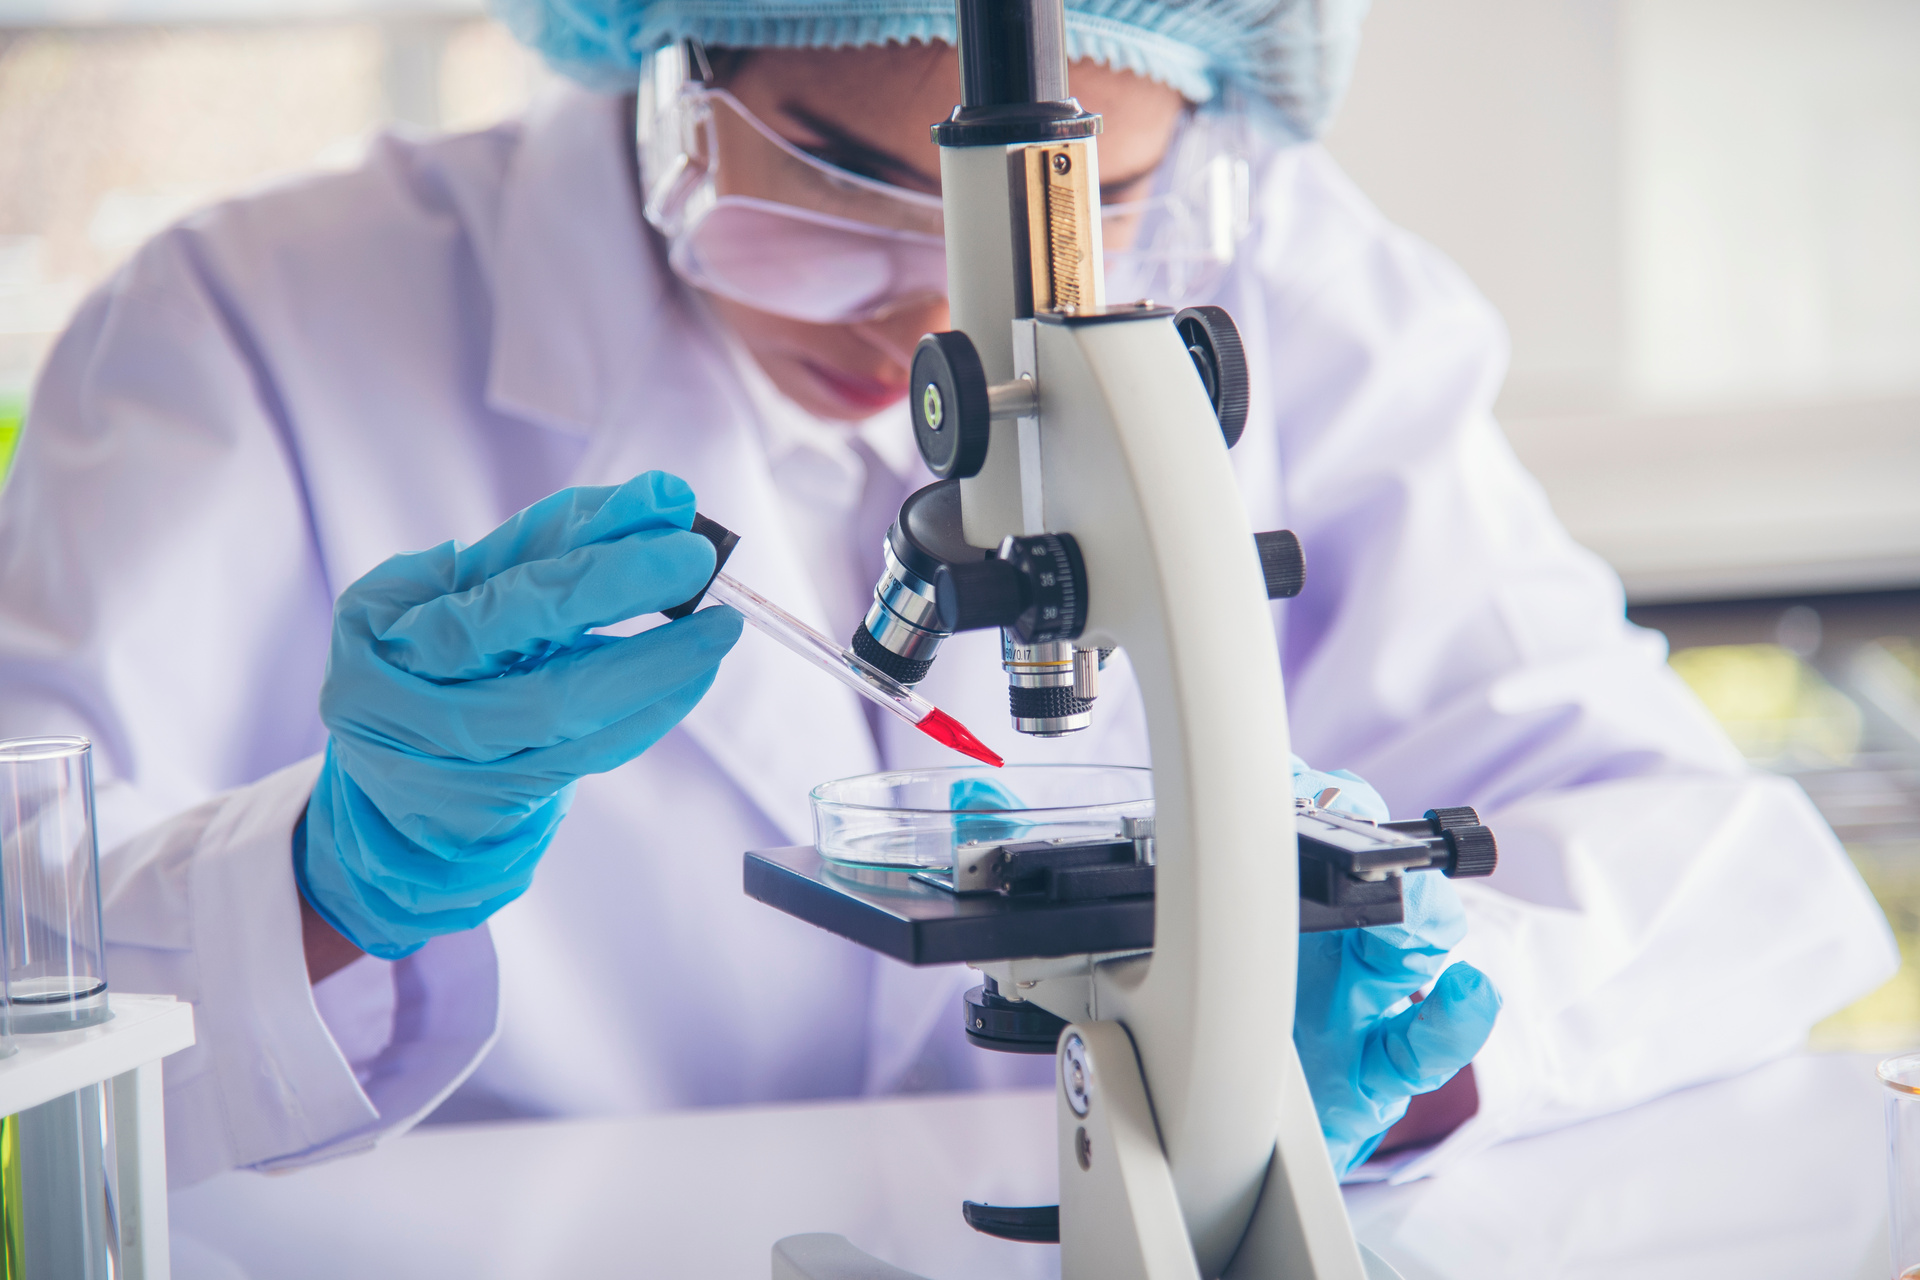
[{"xmin": 916, "ymin": 709, "xmax": 1005, "ymax": 768}]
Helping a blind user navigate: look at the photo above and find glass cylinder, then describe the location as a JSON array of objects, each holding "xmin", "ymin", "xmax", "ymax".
[
  {"xmin": 1882, "ymin": 1053, "xmax": 1920, "ymax": 1278},
  {"xmin": 0, "ymin": 736, "xmax": 110, "ymax": 1032},
  {"xmin": 1, "ymin": 1083, "xmax": 120, "ymax": 1278}
]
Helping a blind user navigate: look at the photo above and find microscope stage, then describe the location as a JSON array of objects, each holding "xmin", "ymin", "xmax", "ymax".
[
  {"xmin": 744, "ymin": 840, "xmax": 1425, "ymax": 967},
  {"xmin": 743, "ymin": 846, "xmax": 1154, "ymax": 965}
]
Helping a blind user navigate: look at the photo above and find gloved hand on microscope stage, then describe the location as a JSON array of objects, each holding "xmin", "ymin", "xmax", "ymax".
[
  {"xmin": 1288, "ymin": 756, "xmax": 1389, "ymax": 823},
  {"xmin": 955, "ymin": 759, "xmax": 1498, "ymax": 1173},
  {"xmin": 1291, "ymin": 759, "xmax": 1501, "ymax": 1172},
  {"xmin": 297, "ymin": 471, "xmax": 743, "ymax": 960}
]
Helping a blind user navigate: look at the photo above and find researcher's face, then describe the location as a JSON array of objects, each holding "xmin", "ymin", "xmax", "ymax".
[{"xmin": 698, "ymin": 44, "xmax": 1188, "ymax": 422}]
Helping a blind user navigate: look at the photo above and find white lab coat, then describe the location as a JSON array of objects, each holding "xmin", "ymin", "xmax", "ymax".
[{"xmin": 0, "ymin": 85, "xmax": 1893, "ymax": 1189}]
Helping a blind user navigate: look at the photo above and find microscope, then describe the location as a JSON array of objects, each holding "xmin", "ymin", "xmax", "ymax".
[{"xmin": 742, "ymin": 2, "xmax": 1496, "ymax": 1274}]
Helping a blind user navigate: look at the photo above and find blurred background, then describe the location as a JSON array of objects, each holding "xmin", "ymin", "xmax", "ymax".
[{"xmin": 1, "ymin": 0, "xmax": 1917, "ymax": 1045}]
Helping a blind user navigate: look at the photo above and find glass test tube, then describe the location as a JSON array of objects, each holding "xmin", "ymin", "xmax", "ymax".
[
  {"xmin": 705, "ymin": 572, "xmax": 940, "ymax": 728},
  {"xmin": 1886, "ymin": 1054, "xmax": 1920, "ymax": 1278},
  {"xmin": 0, "ymin": 736, "xmax": 110, "ymax": 1033},
  {"xmin": 0, "ymin": 736, "xmax": 119, "ymax": 1278}
]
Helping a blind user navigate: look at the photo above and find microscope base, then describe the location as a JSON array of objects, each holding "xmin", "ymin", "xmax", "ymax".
[
  {"xmin": 770, "ymin": 1234, "xmax": 929, "ymax": 1280},
  {"xmin": 1057, "ymin": 1021, "xmax": 1201, "ymax": 1279},
  {"xmin": 768, "ymin": 1235, "xmax": 1401, "ymax": 1280},
  {"xmin": 769, "ymin": 1021, "xmax": 1405, "ymax": 1280}
]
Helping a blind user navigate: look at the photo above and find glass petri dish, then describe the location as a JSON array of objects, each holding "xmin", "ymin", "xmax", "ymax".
[{"xmin": 811, "ymin": 764, "xmax": 1153, "ymax": 871}]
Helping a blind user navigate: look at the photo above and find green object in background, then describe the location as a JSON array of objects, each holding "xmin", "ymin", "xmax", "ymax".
[
  {"xmin": 1814, "ymin": 846, "xmax": 1920, "ymax": 1052},
  {"xmin": 0, "ymin": 398, "xmax": 21, "ymax": 490},
  {"xmin": 1669, "ymin": 642, "xmax": 1862, "ymax": 767},
  {"xmin": 1671, "ymin": 638, "xmax": 1920, "ymax": 1052}
]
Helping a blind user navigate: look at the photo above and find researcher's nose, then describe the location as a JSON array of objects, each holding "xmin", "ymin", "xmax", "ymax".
[{"xmin": 853, "ymin": 296, "xmax": 952, "ymax": 371}]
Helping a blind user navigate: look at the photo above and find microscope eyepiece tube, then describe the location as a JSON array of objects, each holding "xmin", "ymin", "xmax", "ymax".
[
  {"xmin": 955, "ymin": 0, "xmax": 1069, "ymax": 108},
  {"xmin": 934, "ymin": 0, "xmax": 1098, "ymax": 148}
]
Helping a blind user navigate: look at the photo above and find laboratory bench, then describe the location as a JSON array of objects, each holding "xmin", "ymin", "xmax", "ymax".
[
  {"xmin": 170, "ymin": 1049, "xmax": 1888, "ymax": 1279},
  {"xmin": 163, "ymin": 590, "xmax": 1920, "ymax": 1279}
]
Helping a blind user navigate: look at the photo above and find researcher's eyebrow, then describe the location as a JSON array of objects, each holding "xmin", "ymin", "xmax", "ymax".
[
  {"xmin": 1099, "ymin": 163, "xmax": 1159, "ymax": 203},
  {"xmin": 779, "ymin": 98, "xmax": 1164, "ymax": 205},
  {"xmin": 777, "ymin": 101, "xmax": 943, "ymax": 194}
]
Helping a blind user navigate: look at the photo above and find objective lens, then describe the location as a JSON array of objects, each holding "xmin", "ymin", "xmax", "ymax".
[
  {"xmin": 1005, "ymin": 635, "xmax": 1091, "ymax": 735},
  {"xmin": 854, "ymin": 538, "xmax": 950, "ymax": 685}
]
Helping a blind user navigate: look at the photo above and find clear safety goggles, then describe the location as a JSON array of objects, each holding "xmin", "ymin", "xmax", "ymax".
[
  {"xmin": 635, "ymin": 43, "xmax": 1254, "ymax": 324},
  {"xmin": 1101, "ymin": 107, "xmax": 1255, "ymax": 310}
]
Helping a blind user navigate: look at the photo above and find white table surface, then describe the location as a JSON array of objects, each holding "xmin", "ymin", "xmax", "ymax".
[{"xmin": 170, "ymin": 1051, "xmax": 1891, "ymax": 1280}]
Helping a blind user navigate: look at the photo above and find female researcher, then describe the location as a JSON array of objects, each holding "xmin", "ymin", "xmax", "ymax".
[{"xmin": 0, "ymin": 0, "xmax": 1894, "ymax": 1190}]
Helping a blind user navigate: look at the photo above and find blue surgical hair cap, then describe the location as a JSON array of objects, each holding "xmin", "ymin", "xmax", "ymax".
[{"xmin": 492, "ymin": 0, "xmax": 1372, "ymax": 142}]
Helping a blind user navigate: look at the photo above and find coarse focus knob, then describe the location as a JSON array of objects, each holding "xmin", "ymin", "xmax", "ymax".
[
  {"xmin": 1175, "ymin": 305, "xmax": 1250, "ymax": 448},
  {"xmin": 999, "ymin": 533, "xmax": 1087, "ymax": 643},
  {"xmin": 934, "ymin": 533, "xmax": 1088, "ymax": 643},
  {"xmin": 965, "ymin": 982, "xmax": 1070, "ymax": 1054},
  {"xmin": 937, "ymin": 559, "xmax": 1027, "ymax": 632},
  {"xmin": 1253, "ymin": 529, "xmax": 1306, "ymax": 599},
  {"xmin": 1441, "ymin": 824, "xmax": 1498, "ymax": 879},
  {"xmin": 911, "ymin": 332, "xmax": 992, "ymax": 479}
]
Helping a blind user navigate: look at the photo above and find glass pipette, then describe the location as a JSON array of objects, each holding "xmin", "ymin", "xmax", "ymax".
[{"xmin": 703, "ymin": 571, "xmax": 1005, "ymax": 768}]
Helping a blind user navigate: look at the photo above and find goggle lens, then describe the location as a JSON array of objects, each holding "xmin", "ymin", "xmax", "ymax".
[
  {"xmin": 670, "ymin": 198, "xmax": 948, "ymax": 325},
  {"xmin": 637, "ymin": 47, "xmax": 1253, "ymax": 326}
]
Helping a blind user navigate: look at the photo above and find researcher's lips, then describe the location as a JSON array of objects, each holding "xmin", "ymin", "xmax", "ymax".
[{"xmin": 802, "ymin": 360, "xmax": 906, "ymax": 414}]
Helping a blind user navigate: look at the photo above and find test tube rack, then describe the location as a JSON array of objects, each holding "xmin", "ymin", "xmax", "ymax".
[{"xmin": 0, "ymin": 993, "xmax": 196, "ymax": 1279}]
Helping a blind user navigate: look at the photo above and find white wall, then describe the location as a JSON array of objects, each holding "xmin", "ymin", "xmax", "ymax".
[
  {"xmin": 1324, "ymin": 0, "xmax": 1920, "ymax": 601},
  {"xmin": 1624, "ymin": 0, "xmax": 1920, "ymax": 409}
]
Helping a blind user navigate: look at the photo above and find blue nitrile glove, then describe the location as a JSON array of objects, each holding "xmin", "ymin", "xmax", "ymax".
[
  {"xmin": 1290, "ymin": 754, "xmax": 1388, "ymax": 821},
  {"xmin": 950, "ymin": 776, "xmax": 1029, "ymax": 846},
  {"xmin": 298, "ymin": 471, "xmax": 744, "ymax": 960},
  {"xmin": 1290, "ymin": 756, "xmax": 1500, "ymax": 1172},
  {"xmin": 1294, "ymin": 861, "xmax": 1500, "ymax": 1173}
]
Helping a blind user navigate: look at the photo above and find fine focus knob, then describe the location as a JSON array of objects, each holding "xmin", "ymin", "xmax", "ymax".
[
  {"xmin": 1441, "ymin": 824, "xmax": 1498, "ymax": 879},
  {"xmin": 1174, "ymin": 305, "xmax": 1250, "ymax": 448},
  {"xmin": 1253, "ymin": 529, "xmax": 1306, "ymax": 599},
  {"xmin": 911, "ymin": 332, "xmax": 992, "ymax": 479}
]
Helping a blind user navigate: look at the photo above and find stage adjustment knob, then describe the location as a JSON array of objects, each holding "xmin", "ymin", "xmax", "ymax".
[
  {"xmin": 1441, "ymin": 824, "xmax": 1499, "ymax": 878},
  {"xmin": 1425, "ymin": 806, "xmax": 1482, "ymax": 833}
]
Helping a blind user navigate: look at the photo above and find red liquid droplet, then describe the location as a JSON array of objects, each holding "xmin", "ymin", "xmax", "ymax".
[{"xmin": 916, "ymin": 708, "xmax": 1005, "ymax": 768}]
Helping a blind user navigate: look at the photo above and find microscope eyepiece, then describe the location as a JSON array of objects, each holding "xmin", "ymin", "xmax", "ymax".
[
  {"xmin": 935, "ymin": 0, "xmax": 1100, "ymax": 147},
  {"xmin": 955, "ymin": 0, "xmax": 1068, "ymax": 108}
]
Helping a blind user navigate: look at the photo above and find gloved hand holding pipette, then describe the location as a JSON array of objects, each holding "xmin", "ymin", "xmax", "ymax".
[
  {"xmin": 702, "ymin": 571, "xmax": 1002, "ymax": 767},
  {"xmin": 299, "ymin": 472, "xmax": 742, "ymax": 960}
]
